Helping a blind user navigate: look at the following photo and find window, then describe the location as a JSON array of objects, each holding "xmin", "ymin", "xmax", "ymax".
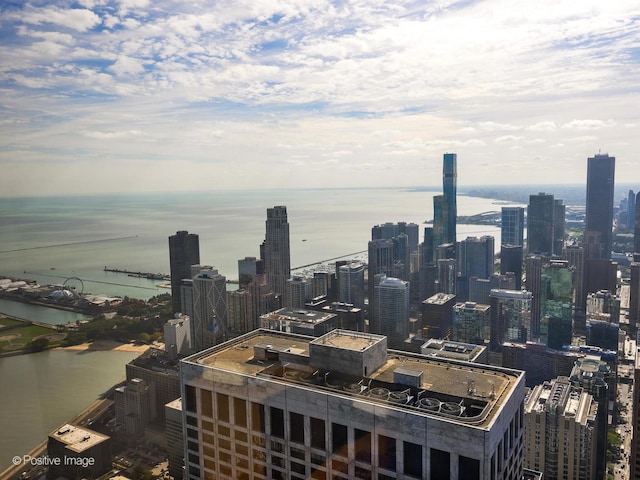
[
  {"xmin": 429, "ymin": 447, "xmax": 448, "ymax": 480},
  {"xmin": 217, "ymin": 393, "xmax": 229, "ymax": 422},
  {"xmin": 311, "ymin": 417, "xmax": 326, "ymax": 449},
  {"xmin": 290, "ymin": 412, "xmax": 305, "ymax": 444},
  {"xmin": 201, "ymin": 388, "xmax": 213, "ymax": 417},
  {"xmin": 332, "ymin": 423, "xmax": 348, "ymax": 455},
  {"xmin": 252, "ymin": 402, "xmax": 265, "ymax": 433},
  {"xmin": 185, "ymin": 385, "xmax": 197, "ymax": 413},
  {"xmin": 459, "ymin": 456, "xmax": 480, "ymax": 480},
  {"xmin": 404, "ymin": 442, "xmax": 423, "ymax": 478},
  {"xmin": 234, "ymin": 397, "xmax": 247, "ymax": 427},
  {"xmin": 270, "ymin": 407, "xmax": 285, "ymax": 438},
  {"xmin": 378, "ymin": 435, "xmax": 396, "ymax": 472},
  {"xmin": 354, "ymin": 429, "xmax": 371, "ymax": 463}
]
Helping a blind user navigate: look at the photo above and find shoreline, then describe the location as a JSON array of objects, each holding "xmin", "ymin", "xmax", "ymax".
[{"xmin": 55, "ymin": 339, "xmax": 153, "ymax": 353}]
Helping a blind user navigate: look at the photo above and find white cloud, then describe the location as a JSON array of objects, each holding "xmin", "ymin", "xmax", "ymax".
[
  {"xmin": 15, "ymin": 6, "xmax": 101, "ymax": 32},
  {"xmin": 562, "ymin": 119, "xmax": 616, "ymax": 130}
]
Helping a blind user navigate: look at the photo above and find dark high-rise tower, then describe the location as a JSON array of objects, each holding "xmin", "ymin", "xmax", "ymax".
[
  {"xmin": 264, "ymin": 206, "xmax": 290, "ymax": 297},
  {"xmin": 635, "ymin": 193, "xmax": 640, "ymax": 254},
  {"xmin": 443, "ymin": 153, "xmax": 457, "ymax": 244},
  {"xmin": 585, "ymin": 153, "xmax": 615, "ymax": 259},
  {"xmin": 169, "ymin": 230, "xmax": 200, "ymax": 314},
  {"xmin": 527, "ymin": 193, "xmax": 555, "ymax": 255}
]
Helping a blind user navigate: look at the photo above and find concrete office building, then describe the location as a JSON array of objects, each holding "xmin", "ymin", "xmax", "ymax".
[
  {"xmin": 502, "ymin": 342, "xmax": 586, "ymax": 388},
  {"xmin": 285, "ymin": 275, "xmax": 311, "ymax": 309},
  {"xmin": 227, "ymin": 288, "xmax": 257, "ymax": 335},
  {"xmin": 264, "ymin": 206, "xmax": 291, "ymax": 297},
  {"xmin": 115, "ymin": 377, "xmax": 156, "ymax": 438},
  {"xmin": 630, "ymin": 346, "xmax": 640, "ymax": 480},
  {"xmin": 569, "ymin": 356, "xmax": 612, "ymax": 480},
  {"xmin": 419, "ymin": 338, "xmax": 488, "ymax": 363},
  {"xmin": 585, "ymin": 153, "xmax": 615, "ymax": 260},
  {"xmin": 165, "ymin": 398, "xmax": 184, "ymax": 480},
  {"xmin": 373, "ymin": 276, "xmax": 410, "ymax": 350},
  {"xmin": 126, "ymin": 347, "xmax": 181, "ymax": 423},
  {"xmin": 524, "ymin": 377, "xmax": 598, "ymax": 480},
  {"xmin": 164, "ymin": 313, "xmax": 191, "ymax": 358},
  {"xmin": 260, "ymin": 307, "xmax": 339, "ymax": 337},
  {"xmin": 180, "ymin": 328, "xmax": 526, "ymax": 480},
  {"xmin": 422, "ymin": 292, "xmax": 456, "ymax": 340},
  {"xmin": 169, "ymin": 230, "xmax": 200, "ymax": 314},
  {"xmin": 47, "ymin": 424, "xmax": 111, "ymax": 480}
]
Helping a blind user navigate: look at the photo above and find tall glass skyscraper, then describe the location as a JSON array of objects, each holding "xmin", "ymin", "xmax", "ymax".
[
  {"xmin": 585, "ymin": 153, "xmax": 615, "ymax": 260},
  {"xmin": 169, "ymin": 230, "xmax": 200, "ymax": 314},
  {"xmin": 264, "ymin": 206, "xmax": 290, "ymax": 297},
  {"xmin": 527, "ymin": 193, "xmax": 554, "ymax": 255},
  {"xmin": 501, "ymin": 207, "xmax": 524, "ymax": 246},
  {"xmin": 443, "ymin": 153, "xmax": 457, "ymax": 244}
]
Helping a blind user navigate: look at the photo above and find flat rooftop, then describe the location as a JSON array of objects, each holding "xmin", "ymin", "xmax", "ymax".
[
  {"xmin": 310, "ymin": 330, "xmax": 382, "ymax": 352},
  {"xmin": 261, "ymin": 308, "xmax": 335, "ymax": 324},
  {"xmin": 49, "ymin": 424, "xmax": 109, "ymax": 453},
  {"xmin": 184, "ymin": 330, "xmax": 523, "ymax": 428}
]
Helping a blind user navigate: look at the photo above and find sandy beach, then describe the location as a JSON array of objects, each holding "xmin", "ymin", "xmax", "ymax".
[{"xmin": 56, "ymin": 339, "xmax": 155, "ymax": 353}]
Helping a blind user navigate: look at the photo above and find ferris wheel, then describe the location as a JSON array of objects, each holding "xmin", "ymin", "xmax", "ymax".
[{"xmin": 63, "ymin": 277, "xmax": 85, "ymax": 297}]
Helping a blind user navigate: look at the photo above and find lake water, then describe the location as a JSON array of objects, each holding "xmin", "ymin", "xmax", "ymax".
[
  {"xmin": 0, "ymin": 188, "xmax": 506, "ymax": 300},
  {"xmin": 0, "ymin": 349, "xmax": 139, "ymax": 471}
]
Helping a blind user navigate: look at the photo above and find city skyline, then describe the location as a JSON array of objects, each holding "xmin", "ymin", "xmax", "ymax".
[{"xmin": 1, "ymin": 1, "xmax": 639, "ymax": 197}]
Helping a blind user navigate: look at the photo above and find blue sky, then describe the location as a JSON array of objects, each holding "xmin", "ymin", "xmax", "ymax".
[{"xmin": 1, "ymin": 0, "xmax": 639, "ymax": 196}]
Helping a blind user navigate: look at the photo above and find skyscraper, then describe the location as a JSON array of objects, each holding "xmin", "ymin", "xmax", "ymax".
[
  {"xmin": 527, "ymin": 193, "xmax": 554, "ymax": 255},
  {"xmin": 168, "ymin": 230, "xmax": 200, "ymax": 314},
  {"xmin": 338, "ymin": 261, "xmax": 365, "ymax": 309},
  {"xmin": 524, "ymin": 376, "xmax": 598, "ymax": 480},
  {"xmin": 181, "ymin": 329, "xmax": 526, "ymax": 480},
  {"xmin": 635, "ymin": 193, "xmax": 640, "ymax": 254},
  {"xmin": 489, "ymin": 289, "xmax": 533, "ymax": 351},
  {"xmin": 501, "ymin": 207, "xmax": 525, "ymax": 247},
  {"xmin": 192, "ymin": 266, "xmax": 227, "ymax": 351},
  {"xmin": 553, "ymin": 199, "xmax": 566, "ymax": 256},
  {"xmin": 264, "ymin": 206, "xmax": 291, "ymax": 297},
  {"xmin": 585, "ymin": 153, "xmax": 615, "ymax": 260},
  {"xmin": 443, "ymin": 152, "xmax": 457, "ymax": 244},
  {"xmin": 373, "ymin": 276, "xmax": 410, "ymax": 349}
]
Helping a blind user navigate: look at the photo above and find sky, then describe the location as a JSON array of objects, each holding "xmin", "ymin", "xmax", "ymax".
[{"xmin": 1, "ymin": 0, "xmax": 639, "ymax": 197}]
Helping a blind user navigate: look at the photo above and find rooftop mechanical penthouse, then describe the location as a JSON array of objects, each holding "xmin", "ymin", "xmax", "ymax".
[{"xmin": 181, "ymin": 329, "xmax": 526, "ymax": 480}]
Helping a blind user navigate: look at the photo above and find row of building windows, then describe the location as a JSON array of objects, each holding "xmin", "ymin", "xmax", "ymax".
[{"xmin": 184, "ymin": 385, "xmax": 486, "ymax": 480}]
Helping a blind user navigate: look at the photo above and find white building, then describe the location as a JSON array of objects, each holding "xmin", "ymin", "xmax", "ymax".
[
  {"xmin": 373, "ymin": 276, "xmax": 409, "ymax": 350},
  {"xmin": 180, "ymin": 328, "xmax": 526, "ymax": 480},
  {"xmin": 164, "ymin": 313, "xmax": 191, "ymax": 357}
]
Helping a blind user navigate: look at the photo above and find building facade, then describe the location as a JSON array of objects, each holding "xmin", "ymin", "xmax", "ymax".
[
  {"xmin": 192, "ymin": 266, "xmax": 228, "ymax": 350},
  {"xmin": 524, "ymin": 377, "xmax": 598, "ymax": 480},
  {"xmin": 169, "ymin": 230, "xmax": 200, "ymax": 314},
  {"xmin": 180, "ymin": 329, "xmax": 526, "ymax": 480},
  {"xmin": 585, "ymin": 153, "xmax": 615, "ymax": 260},
  {"xmin": 501, "ymin": 207, "xmax": 525, "ymax": 247},
  {"xmin": 264, "ymin": 206, "xmax": 291, "ymax": 297},
  {"xmin": 373, "ymin": 276, "xmax": 410, "ymax": 350}
]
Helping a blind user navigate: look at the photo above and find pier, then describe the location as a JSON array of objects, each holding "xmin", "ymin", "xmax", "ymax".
[{"xmin": 103, "ymin": 267, "xmax": 170, "ymax": 280}]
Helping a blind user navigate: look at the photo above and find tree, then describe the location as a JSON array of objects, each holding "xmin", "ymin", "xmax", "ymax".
[{"xmin": 26, "ymin": 337, "xmax": 49, "ymax": 352}]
